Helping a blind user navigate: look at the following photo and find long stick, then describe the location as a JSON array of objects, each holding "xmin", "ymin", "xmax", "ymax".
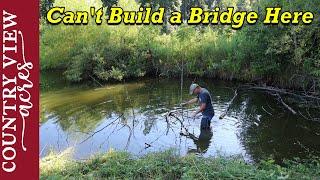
[
  {"xmin": 246, "ymin": 86, "xmax": 320, "ymax": 101},
  {"xmin": 89, "ymin": 74, "xmax": 103, "ymax": 87},
  {"xmin": 180, "ymin": 58, "xmax": 184, "ymax": 121},
  {"xmin": 79, "ymin": 114, "xmax": 123, "ymax": 144},
  {"xmin": 274, "ymin": 93, "xmax": 297, "ymax": 114},
  {"xmin": 219, "ymin": 89, "xmax": 239, "ymax": 119}
]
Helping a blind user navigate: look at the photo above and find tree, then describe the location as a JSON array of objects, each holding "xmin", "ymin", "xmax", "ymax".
[
  {"xmin": 100, "ymin": 0, "xmax": 118, "ymax": 15},
  {"xmin": 40, "ymin": 0, "xmax": 55, "ymax": 18}
]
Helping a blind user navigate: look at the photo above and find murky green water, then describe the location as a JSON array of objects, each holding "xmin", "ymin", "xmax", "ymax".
[{"xmin": 40, "ymin": 72, "xmax": 320, "ymax": 163}]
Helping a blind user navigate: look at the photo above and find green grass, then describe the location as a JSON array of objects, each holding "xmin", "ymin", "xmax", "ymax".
[{"xmin": 40, "ymin": 148, "xmax": 320, "ymax": 179}]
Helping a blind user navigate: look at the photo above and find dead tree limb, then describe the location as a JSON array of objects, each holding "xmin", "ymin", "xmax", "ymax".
[
  {"xmin": 219, "ymin": 89, "xmax": 239, "ymax": 119},
  {"xmin": 244, "ymin": 85, "xmax": 320, "ymax": 102},
  {"xmin": 79, "ymin": 114, "xmax": 123, "ymax": 144},
  {"xmin": 165, "ymin": 110, "xmax": 192, "ymax": 136},
  {"xmin": 261, "ymin": 106, "xmax": 273, "ymax": 116},
  {"xmin": 273, "ymin": 93, "xmax": 297, "ymax": 115},
  {"xmin": 218, "ymin": 83, "xmax": 320, "ymax": 119},
  {"xmin": 89, "ymin": 74, "xmax": 103, "ymax": 87},
  {"xmin": 299, "ymin": 110, "xmax": 320, "ymax": 123}
]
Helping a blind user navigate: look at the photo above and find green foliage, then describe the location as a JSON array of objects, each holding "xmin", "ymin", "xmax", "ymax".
[
  {"xmin": 40, "ymin": 0, "xmax": 55, "ymax": 18},
  {"xmin": 40, "ymin": 150, "xmax": 320, "ymax": 179},
  {"xmin": 100, "ymin": 0, "xmax": 118, "ymax": 16},
  {"xmin": 41, "ymin": 0, "xmax": 320, "ymax": 88},
  {"xmin": 100, "ymin": 0, "xmax": 118, "ymax": 8}
]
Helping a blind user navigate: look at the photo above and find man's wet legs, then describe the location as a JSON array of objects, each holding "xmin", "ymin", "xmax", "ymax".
[{"xmin": 201, "ymin": 116, "xmax": 212, "ymax": 130}]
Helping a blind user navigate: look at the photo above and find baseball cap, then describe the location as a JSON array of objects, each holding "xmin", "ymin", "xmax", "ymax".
[{"xmin": 189, "ymin": 83, "xmax": 199, "ymax": 95}]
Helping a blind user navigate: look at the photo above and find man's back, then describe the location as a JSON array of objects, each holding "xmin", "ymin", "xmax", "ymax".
[{"xmin": 198, "ymin": 88, "xmax": 214, "ymax": 117}]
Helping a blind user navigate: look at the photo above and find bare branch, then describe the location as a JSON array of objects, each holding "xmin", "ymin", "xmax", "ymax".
[{"xmin": 79, "ymin": 114, "xmax": 124, "ymax": 144}]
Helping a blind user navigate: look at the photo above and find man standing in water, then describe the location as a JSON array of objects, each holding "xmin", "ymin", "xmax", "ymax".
[{"xmin": 181, "ymin": 83, "xmax": 214, "ymax": 129}]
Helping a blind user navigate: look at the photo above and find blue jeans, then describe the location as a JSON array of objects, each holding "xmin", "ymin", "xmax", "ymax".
[{"xmin": 201, "ymin": 115, "xmax": 213, "ymax": 129}]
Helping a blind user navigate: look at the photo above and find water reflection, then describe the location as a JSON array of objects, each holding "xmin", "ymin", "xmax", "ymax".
[
  {"xmin": 183, "ymin": 128, "xmax": 213, "ymax": 154},
  {"xmin": 40, "ymin": 72, "xmax": 320, "ymax": 163},
  {"xmin": 230, "ymin": 92, "xmax": 320, "ymax": 163}
]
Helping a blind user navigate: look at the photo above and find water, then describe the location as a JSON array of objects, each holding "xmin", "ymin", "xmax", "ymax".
[{"xmin": 40, "ymin": 72, "xmax": 320, "ymax": 163}]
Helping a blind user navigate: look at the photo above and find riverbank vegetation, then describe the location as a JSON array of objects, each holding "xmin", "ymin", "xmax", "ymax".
[
  {"xmin": 41, "ymin": 149, "xmax": 320, "ymax": 179},
  {"xmin": 40, "ymin": 1, "xmax": 320, "ymax": 177},
  {"xmin": 40, "ymin": 0, "xmax": 320, "ymax": 89}
]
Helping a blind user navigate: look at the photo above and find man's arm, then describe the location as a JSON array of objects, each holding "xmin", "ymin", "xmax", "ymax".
[
  {"xmin": 192, "ymin": 92, "xmax": 208, "ymax": 117},
  {"xmin": 181, "ymin": 98, "xmax": 198, "ymax": 106},
  {"xmin": 193, "ymin": 103, "xmax": 206, "ymax": 117}
]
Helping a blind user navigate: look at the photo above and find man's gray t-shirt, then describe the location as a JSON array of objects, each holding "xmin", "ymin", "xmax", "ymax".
[{"xmin": 197, "ymin": 88, "xmax": 214, "ymax": 117}]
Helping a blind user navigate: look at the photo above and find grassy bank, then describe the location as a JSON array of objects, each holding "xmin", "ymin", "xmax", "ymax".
[{"xmin": 40, "ymin": 149, "xmax": 320, "ymax": 179}]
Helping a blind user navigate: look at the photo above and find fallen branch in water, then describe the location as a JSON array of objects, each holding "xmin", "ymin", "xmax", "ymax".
[
  {"xmin": 179, "ymin": 130, "xmax": 198, "ymax": 141},
  {"xmin": 167, "ymin": 112, "xmax": 187, "ymax": 130},
  {"xmin": 219, "ymin": 88, "xmax": 239, "ymax": 119},
  {"xmin": 261, "ymin": 106, "xmax": 273, "ymax": 116},
  {"xmin": 79, "ymin": 114, "xmax": 123, "ymax": 144},
  {"xmin": 164, "ymin": 110, "xmax": 192, "ymax": 136},
  {"xmin": 244, "ymin": 85, "xmax": 320, "ymax": 102},
  {"xmin": 218, "ymin": 83, "xmax": 319, "ymax": 119},
  {"xmin": 299, "ymin": 110, "xmax": 320, "ymax": 123},
  {"xmin": 144, "ymin": 143, "xmax": 151, "ymax": 149},
  {"xmin": 273, "ymin": 93, "xmax": 297, "ymax": 115}
]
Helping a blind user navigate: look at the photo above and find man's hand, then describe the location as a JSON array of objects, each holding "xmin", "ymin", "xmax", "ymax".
[
  {"xmin": 192, "ymin": 103, "xmax": 206, "ymax": 118},
  {"xmin": 181, "ymin": 98, "xmax": 198, "ymax": 107},
  {"xmin": 191, "ymin": 112, "xmax": 198, "ymax": 118}
]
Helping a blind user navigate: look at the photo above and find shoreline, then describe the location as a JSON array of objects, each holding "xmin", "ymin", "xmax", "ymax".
[
  {"xmin": 40, "ymin": 149, "xmax": 320, "ymax": 179},
  {"xmin": 41, "ymin": 69, "xmax": 316, "ymax": 92}
]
